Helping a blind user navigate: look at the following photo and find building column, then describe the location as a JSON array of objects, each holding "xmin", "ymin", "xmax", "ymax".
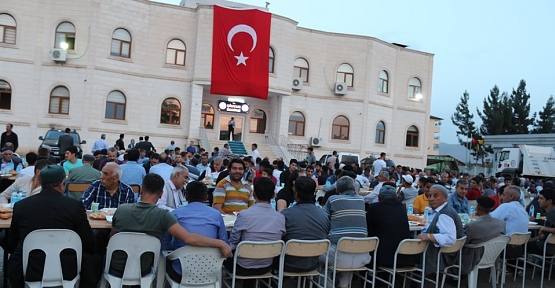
[{"xmin": 187, "ymin": 83, "xmax": 204, "ymax": 141}]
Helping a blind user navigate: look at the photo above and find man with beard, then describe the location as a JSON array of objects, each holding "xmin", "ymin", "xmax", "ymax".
[
  {"xmin": 212, "ymin": 158, "xmax": 254, "ymax": 214},
  {"xmin": 99, "ymin": 147, "xmax": 121, "ymax": 171}
]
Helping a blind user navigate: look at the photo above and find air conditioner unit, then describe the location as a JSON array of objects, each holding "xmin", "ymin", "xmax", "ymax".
[
  {"xmin": 51, "ymin": 49, "xmax": 67, "ymax": 62},
  {"xmin": 310, "ymin": 137, "xmax": 323, "ymax": 147},
  {"xmin": 334, "ymin": 82, "xmax": 346, "ymax": 95},
  {"xmin": 292, "ymin": 78, "xmax": 303, "ymax": 91}
]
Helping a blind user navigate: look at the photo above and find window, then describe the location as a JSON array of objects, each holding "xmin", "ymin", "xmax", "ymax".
[
  {"xmin": 166, "ymin": 39, "xmax": 186, "ymax": 66},
  {"xmin": 288, "ymin": 111, "xmax": 305, "ymax": 136},
  {"xmin": 433, "ymin": 143, "xmax": 440, "ymax": 151},
  {"xmin": 336, "ymin": 63, "xmax": 354, "ymax": 87},
  {"xmin": 54, "ymin": 22, "xmax": 75, "ymax": 50},
  {"xmin": 378, "ymin": 70, "xmax": 388, "ymax": 93},
  {"xmin": 105, "ymin": 90, "xmax": 126, "ymax": 120},
  {"xmin": 249, "ymin": 109, "xmax": 266, "ymax": 133},
  {"xmin": 293, "ymin": 58, "xmax": 309, "ymax": 83},
  {"xmin": 0, "ymin": 80, "xmax": 11, "ymax": 109},
  {"xmin": 110, "ymin": 28, "xmax": 131, "ymax": 58},
  {"xmin": 375, "ymin": 121, "xmax": 385, "ymax": 144},
  {"xmin": 0, "ymin": 13, "xmax": 16, "ymax": 44},
  {"xmin": 406, "ymin": 125, "xmax": 419, "ymax": 147},
  {"xmin": 408, "ymin": 77, "xmax": 422, "ymax": 99},
  {"xmin": 269, "ymin": 47, "xmax": 275, "ymax": 73},
  {"xmin": 332, "ymin": 116, "xmax": 350, "ymax": 140},
  {"xmin": 160, "ymin": 97, "xmax": 181, "ymax": 125},
  {"xmin": 48, "ymin": 86, "xmax": 70, "ymax": 114},
  {"xmin": 201, "ymin": 104, "xmax": 214, "ymax": 129}
]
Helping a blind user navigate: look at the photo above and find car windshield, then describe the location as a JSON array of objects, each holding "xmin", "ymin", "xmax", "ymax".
[{"xmin": 45, "ymin": 130, "xmax": 80, "ymax": 143}]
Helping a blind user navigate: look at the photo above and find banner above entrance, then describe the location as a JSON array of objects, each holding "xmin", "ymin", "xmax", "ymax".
[{"xmin": 218, "ymin": 100, "xmax": 250, "ymax": 114}]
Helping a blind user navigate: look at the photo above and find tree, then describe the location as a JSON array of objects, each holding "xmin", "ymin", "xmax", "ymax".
[
  {"xmin": 508, "ymin": 80, "xmax": 535, "ymax": 134},
  {"xmin": 451, "ymin": 90, "xmax": 481, "ymax": 162},
  {"xmin": 533, "ymin": 95, "xmax": 555, "ymax": 133},
  {"xmin": 476, "ymin": 85, "xmax": 512, "ymax": 135}
]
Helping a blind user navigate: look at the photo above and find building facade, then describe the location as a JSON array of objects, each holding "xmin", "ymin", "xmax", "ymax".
[{"xmin": 0, "ymin": 0, "xmax": 434, "ymax": 168}]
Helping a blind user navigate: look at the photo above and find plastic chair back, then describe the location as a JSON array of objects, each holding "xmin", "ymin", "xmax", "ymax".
[
  {"xmin": 23, "ymin": 229, "xmax": 82, "ymax": 288},
  {"xmin": 236, "ymin": 240, "xmax": 284, "ymax": 259},
  {"xmin": 467, "ymin": 235, "xmax": 510, "ymax": 268},
  {"xmin": 166, "ymin": 246, "xmax": 224, "ymax": 287},
  {"xmin": 508, "ymin": 232, "xmax": 531, "ymax": 246},
  {"xmin": 440, "ymin": 236, "xmax": 467, "ymax": 254},
  {"xmin": 66, "ymin": 181, "xmax": 91, "ymax": 200},
  {"xmin": 101, "ymin": 232, "xmax": 160, "ymax": 288},
  {"xmin": 285, "ymin": 239, "xmax": 330, "ymax": 257}
]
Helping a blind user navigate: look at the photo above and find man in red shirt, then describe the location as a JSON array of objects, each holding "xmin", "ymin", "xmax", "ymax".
[{"xmin": 466, "ymin": 176, "xmax": 483, "ymax": 200}]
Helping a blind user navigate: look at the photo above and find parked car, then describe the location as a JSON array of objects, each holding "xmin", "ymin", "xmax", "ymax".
[
  {"xmin": 318, "ymin": 152, "xmax": 360, "ymax": 166},
  {"xmin": 360, "ymin": 156, "xmax": 396, "ymax": 169},
  {"xmin": 38, "ymin": 128, "xmax": 86, "ymax": 162}
]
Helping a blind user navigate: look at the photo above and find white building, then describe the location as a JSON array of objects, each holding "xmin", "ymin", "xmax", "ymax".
[{"xmin": 0, "ymin": 0, "xmax": 434, "ymax": 168}]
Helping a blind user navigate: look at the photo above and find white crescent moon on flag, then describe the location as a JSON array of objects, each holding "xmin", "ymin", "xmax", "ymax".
[{"xmin": 227, "ymin": 24, "xmax": 257, "ymax": 52}]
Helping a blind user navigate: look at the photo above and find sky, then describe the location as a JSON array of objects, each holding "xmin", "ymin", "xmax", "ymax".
[{"xmin": 155, "ymin": 0, "xmax": 555, "ymax": 144}]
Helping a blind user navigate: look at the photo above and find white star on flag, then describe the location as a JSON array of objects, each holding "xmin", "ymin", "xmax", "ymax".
[{"xmin": 234, "ymin": 52, "xmax": 249, "ymax": 66}]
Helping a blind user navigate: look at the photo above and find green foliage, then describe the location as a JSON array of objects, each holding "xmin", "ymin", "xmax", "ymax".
[
  {"xmin": 451, "ymin": 91, "xmax": 483, "ymax": 161},
  {"xmin": 477, "ymin": 85, "xmax": 512, "ymax": 135},
  {"xmin": 508, "ymin": 80, "xmax": 535, "ymax": 134},
  {"xmin": 533, "ymin": 95, "xmax": 555, "ymax": 133}
]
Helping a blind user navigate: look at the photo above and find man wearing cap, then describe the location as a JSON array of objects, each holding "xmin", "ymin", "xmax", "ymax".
[
  {"xmin": 397, "ymin": 174, "xmax": 418, "ymax": 202},
  {"xmin": 0, "ymin": 159, "xmax": 52, "ymax": 204},
  {"xmin": 68, "ymin": 154, "xmax": 101, "ymax": 183},
  {"xmin": 460, "ymin": 196, "xmax": 506, "ymax": 274},
  {"xmin": 416, "ymin": 184, "xmax": 464, "ymax": 275},
  {"xmin": 6, "ymin": 165, "xmax": 100, "ymax": 288},
  {"xmin": 367, "ymin": 184, "xmax": 412, "ymax": 267}
]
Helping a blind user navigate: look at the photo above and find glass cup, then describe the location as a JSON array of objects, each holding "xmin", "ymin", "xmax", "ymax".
[{"xmin": 91, "ymin": 202, "xmax": 99, "ymax": 212}]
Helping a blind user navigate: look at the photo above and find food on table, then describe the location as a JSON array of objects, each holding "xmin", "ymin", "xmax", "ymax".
[{"xmin": 89, "ymin": 212, "xmax": 107, "ymax": 220}]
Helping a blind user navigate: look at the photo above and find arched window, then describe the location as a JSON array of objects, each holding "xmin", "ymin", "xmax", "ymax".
[
  {"xmin": 160, "ymin": 97, "xmax": 181, "ymax": 125},
  {"xmin": 49, "ymin": 86, "xmax": 70, "ymax": 114},
  {"xmin": 0, "ymin": 80, "xmax": 11, "ymax": 110},
  {"xmin": 406, "ymin": 125, "xmax": 419, "ymax": 147},
  {"xmin": 375, "ymin": 121, "xmax": 385, "ymax": 144},
  {"xmin": 105, "ymin": 90, "xmax": 126, "ymax": 120},
  {"xmin": 166, "ymin": 39, "xmax": 186, "ymax": 66},
  {"xmin": 269, "ymin": 47, "xmax": 275, "ymax": 73},
  {"xmin": 293, "ymin": 58, "xmax": 309, "ymax": 83},
  {"xmin": 249, "ymin": 109, "xmax": 266, "ymax": 134},
  {"xmin": 378, "ymin": 70, "xmax": 388, "ymax": 93},
  {"xmin": 288, "ymin": 111, "xmax": 305, "ymax": 136},
  {"xmin": 336, "ymin": 63, "xmax": 354, "ymax": 87},
  {"xmin": 201, "ymin": 104, "xmax": 215, "ymax": 129},
  {"xmin": 332, "ymin": 116, "xmax": 350, "ymax": 140},
  {"xmin": 55, "ymin": 22, "xmax": 75, "ymax": 50},
  {"xmin": 408, "ymin": 77, "xmax": 422, "ymax": 99},
  {"xmin": 0, "ymin": 13, "xmax": 16, "ymax": 44},
  {"xmin": 110, "ymin": 28, "xmax": 131, "ymax": 58}
]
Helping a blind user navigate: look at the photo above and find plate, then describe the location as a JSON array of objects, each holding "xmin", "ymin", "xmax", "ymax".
[
  {"xmin": 408, "ymin": 221, "xmax": 421, "ymax": 227},
  {"xmin": 529, "ymin": 221, "xmax": 538, "ymax": 225},
  {"xmin": 101, "ymin": 208, "xmax": 117, "ymax": 215},
  {"xmin": 106, "ymin": 216, "xmax": 113, "ymax": 223},
  {"xmin": 224, "ymin": 221, "xmax": 235, "ymax": 227}
]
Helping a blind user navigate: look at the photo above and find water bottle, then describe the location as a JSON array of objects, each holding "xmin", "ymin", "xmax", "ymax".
[
  {"xmin": 10, "ymin": 189, "xmax": 17, "ymax": 207},
  {"xmin": 423, "ymin": 205, "xmax": 430, "ymax": 221},
  {"xmin": 469, "ymin": 204, "xmax": 475, "ymax": 217},
  {"xmin": 530, "ymin": 205, "xmax": 535, "ymax": 217},
  {"xmin": 16, "ymin": 164, "xmax": 22, "ymax": 177},
  {"xmin": 19, "ymin": 190, "xmax": 26, "ymax": 201},
  {"xmin": 181, "ymin": 199, "xmax": 188, "ymax": 207},
  {"xmin": 270, "ymin": 198, "xmax": 276, "ymax": 210},
  {"xmin": 407, "ymin": 203, "xmax": 414, "ymax": 215}
]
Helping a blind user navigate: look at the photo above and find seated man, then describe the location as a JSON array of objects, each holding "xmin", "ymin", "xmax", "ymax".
[
  {"xmin": 68, "ymin": 154, "xmax": 101, "ymax": 182},
  {"xmin": 227, "ymin": 177, "xmax": 285, "ymax": 287},
  {"xmin": 20, "ymin": 152, "xmax": 37, "ymax": 177},
  {"xmin": 7, "ymin": 165, "xmax": 100, "ymax": 288},
  {"xmin": 212, "ymin": 158, "xmax": 254, "ymax": 214},
  {"xmin": 413, "ymin": 178, "xmax": 435, "ymax": 214},
  {"xmin": 62, "ymin": 146, "xmax": 83, "ymax": 175},
  {"xmin": 397, "ymin": 174, "xmax": 418, "ymax": 202},
  {"xmin": 81, "ymin": 162, "xmax": 135, "ymax": 210},
  {"xmin": 149, "ymin": 152, "xmax": 173, "ymax": 180},
  {"xmin": 281, "ymin": 176, "xmax": 330, "ymax": 272},
  {"xmin": 322, "ymin": 176, "xmax": 370, "ymax": 288},
  {"xmin": 119, "ymin": 149, "xmax": 146, "ymax": 186},
  {"xmin": 110, "ymin": 174, "xmax": 231, "ymax": 278},
  {"xmin": 161, "ymin": 180, "xmax": 228, "ymax": 282},
  {"xmin": 527, "ymin": 188, "xmax": 555, "ymax": 256},
  {"xmin": 491, "ymin": 185, "xmax": 529, "ymax": 236},
  {"xmin": 447, "ymin": 180, "xmax": 469, "ymax": 214},
  {"xmin": 0, "ymin": 159, "xmax": 51, "ymax": 203},
  {"xmin": 460, "ymin": 196, "xmax": 506, "ymax": 274},
  {"xmin": 416, "ymin": 185, "xmax": 464, "ymax": 275},
  {"xmin": 465, "ymin": 177, "xmax": 483, "ymax": 200},
  {"xmin": 157, "ymin": 165, "xmax": 189, "ymax": 211},
  {"xmin": 367, "ymin": 185, "xmax": 412, "ymax": 267}
]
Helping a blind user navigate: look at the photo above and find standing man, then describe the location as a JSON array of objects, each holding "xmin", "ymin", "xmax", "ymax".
[
  {"xmin": 212, "ymin": 158, "xmax": 254, "ymax": 214},
  {"xmin": 327, "ymin": 151, "xmax": 338, "ymax": 167},
  {"xmin": 186, "ymin": 141, "xmax": 196, "ymax": 154},
  {"xmin": 250, "ymin": 143, "xmax": 260, "ymax": 160},
  {"xmin": 142, "ymin": 136, "xmax": 156, "ymax": 153},
  {"xmin": 448, "ymin": 180, "xmax": 469, "ymax": 214},
  {"xmin": 1, "ymin": 123, "xmax": 18, "ymax": 152},
  {"xmin": 57, "ymin": 128, "xmax": 74, "ymax": 159},
  {"xmin": 167, "ymin": 140, "xmax": 176, "ymax": 151},
  {"xmin": 63, "ymin": 146, "xmax": 83, "ymax": 175},
  {"xmin": 305, "ymin": 147, "xmax": 316, "ymax": 165},
  {"xmin": 157, "ymin": 166, "xmax": 189, "ymax": 212},
  {"xmin": 228, "ymin": 117, "xmax": 235, "ymax": 141},
  {"xmin": 372, "ymin": 152, "xmax": 387, "ymax": 177},
  {"xmin": 115, "ymin": 134, "xmax": 125, "ymax": 151},
  {"xmin": 91, "ymin": 134, "xmax": 110, "ymax": 153}
]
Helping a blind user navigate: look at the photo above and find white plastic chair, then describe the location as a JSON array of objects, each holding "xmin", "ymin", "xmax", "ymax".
[
  {"xmin": 276, "ymin": 239, "xmax": 330, "ymax": 288},
  {"xmin": 222, "ymin": 240, "xmax": 284, "ymax": 288},
  {"xmin": 527, "ymin": 233, "xmax": 555, "ymax": 288},
  {"xmin": 436, "ymin": 236, "xmax": 467, "ymax": 288},
  {"xmin": 335, "ymin": 237, "xmax": 379, "ymax": 288},
  {"xmin": 99, "ymin": 232, "xmax": 161, "ymax": 288},
  {"xmin": 22, "ymin": 229, "xmax": 82, "ymax": 288},
  {"xmin": 165, "ymin": 246, "xmax": 225, "ymax": 288},
  {"xmin": 465, "ymin": 235, "xmax": 510, "ymax": 288},
  {"xmin": 376, "ymin": 239, "xmax": 428, "ymax": 288},
  {"xmin": 501, "ymin": 232, "xmax": 530, "ymax": 288}
]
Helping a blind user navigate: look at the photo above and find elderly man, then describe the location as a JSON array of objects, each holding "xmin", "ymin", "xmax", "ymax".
[
  {"xmin": 1, "ymin": 123, "xmax": 18, "ymax": 152},
  {"xmin": 322, "ymin": 176, "xmax": 370, "ymax": 287},
  {"xmin": 213, "ymin": 158, "xmax": 254, "ymax": 214},
  {"xmin": 447, "ymin": 180, "xmax": 469, "ymax": 214},
  {"xmin": 157, "ymin": 165, "xmax": 189, "ymax": 211},
  {"xmin": 119, "ymin": 149, "xmax": 146, "ymax": 186},
  {"xmin": 68, "ymin": 154, "xmax": 101, "ymax": 183},
  {"xmin": 0, "ymin": 159, "xmax": 51, "ymax": 203},
  {"xmin": 460, "ymin": 196, "xmax": 506, "ymax": 274},
  {"xmin": 416, "ymin": 185, "xmax": 464, "ymax": 275},
  {"xmin": 6, "ymin": 165, "xmax": 99, "ymax": 288},
  {"xmin": 363, "ymin": 170, "xmax": 389, "ymax": 203},
  {"xmin": 81, "ymin": 162, "xmax": 135, "ymax": 210},
  {"xmin": 91, "ymin": 134, "xmax": 110, "ymax": 153},
  {"xmin": 149, "ymin": 152, "xmax": 173, "ymax": 180},
  {"xmin": 1, "ymin": 146, "xmax": 22, "ymax": 171},
  {"xmin": 491, "ymin": 185, "xmax": 528, "ymax": 236}
]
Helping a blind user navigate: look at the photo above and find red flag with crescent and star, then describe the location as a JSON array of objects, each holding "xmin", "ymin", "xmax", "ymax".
[{"xmin": 210, "ymin": 5, "xmax": 271, "ymax": 100}]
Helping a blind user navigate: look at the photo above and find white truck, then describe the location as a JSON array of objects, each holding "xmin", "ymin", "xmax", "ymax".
[{"xmin": 495, "ymin": 144, "xmax": 555, "ymax": 178}]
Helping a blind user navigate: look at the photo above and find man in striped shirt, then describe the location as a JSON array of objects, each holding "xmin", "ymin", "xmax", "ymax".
[
  {"xmin": 213, "ymin": 158, "xmax": 254, "ymax": 214},
  {"xmin": 322, "ymin": 176, "xmax": 370, "ymax": 288}
]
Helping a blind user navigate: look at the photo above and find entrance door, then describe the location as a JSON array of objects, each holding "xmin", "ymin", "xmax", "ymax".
[{"xmin": 219, "ymin": 115, "xmax": 243, "ymax": 141}]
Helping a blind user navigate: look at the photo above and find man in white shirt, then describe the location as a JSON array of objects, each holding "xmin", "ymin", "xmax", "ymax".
[
  {"xmin": 149, "ymin": 153, "xmax": 174, "ymax": 180},
  {"xmin": 157, "ymin": 165, "xmax": 189, "ymax": 211},
  {"xmin": 372, "ymin": 152, "xmax": 387, "ymax": 177},
  {"xmin": 250, "ymin": 143, "xmax": 261, "ymax": 160},
  {"xmin": 20, "ymin": 152, "xmax": 37, "ymax": 177},
  {"xmin": 491, "ymin": 185, "xmax": 528, "ymax": 236},
  {"xmin": 363, "ymin": 170, "xmax": 389, "ymax": 203}
]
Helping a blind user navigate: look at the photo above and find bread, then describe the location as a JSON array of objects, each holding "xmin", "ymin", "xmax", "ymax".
[
  {"xmin": 0, "ymin": 212, "xmax": 12, "ymax": 220},
  {"xmin": 407, "ymin": 215, "xmax": 422, "ymax": 222},
  {"xmin": 89, "ymin": 212, "xmax": 107, "ymax": 220},
  {"xmin": 0, "ymin": 207, "xmax": 13, "ymax": 213}
]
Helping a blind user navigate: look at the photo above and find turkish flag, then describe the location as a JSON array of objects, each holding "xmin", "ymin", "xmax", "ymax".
[{"xmin": 210, "ymin": 5, "xmax": 271, "ymax": 100}]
